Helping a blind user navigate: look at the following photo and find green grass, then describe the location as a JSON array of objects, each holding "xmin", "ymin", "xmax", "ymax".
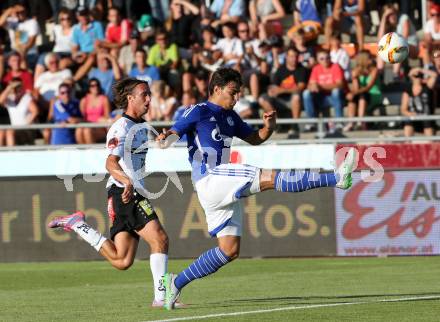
[{"xmin": 1, "ymin": 257, "xmax": 440, "ymax": 321}]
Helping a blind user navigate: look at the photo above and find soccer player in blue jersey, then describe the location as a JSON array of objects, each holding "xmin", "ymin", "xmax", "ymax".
[{"xmin": 157, "ymin": 67, "xmax": 356, "ymax": 309}]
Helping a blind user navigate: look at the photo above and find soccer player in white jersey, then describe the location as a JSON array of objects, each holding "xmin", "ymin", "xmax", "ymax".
[
  {"xmin": 48, "ymin": 78, "xmax": 175, "ymax": 307},
  {"xmin": 157, "ymin": 67, "xmax": 356, "ymax": 309}
]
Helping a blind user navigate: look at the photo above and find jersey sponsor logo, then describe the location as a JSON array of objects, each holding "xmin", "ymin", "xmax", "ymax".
[
  {"xmin": 107, "ymin": 137, "xmax": 119, "ymax": 149},
  {"xmin": 227, "ymin": 116, "xmax": 234, "ymax": 126},
  {"xmin": 138, "ymin": 199, "xmax": 154, "ymax": 216}
]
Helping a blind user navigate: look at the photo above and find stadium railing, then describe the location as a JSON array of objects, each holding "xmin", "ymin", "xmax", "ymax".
[{"xmin": 0, "ymin": 115, "xmax": 440, "ymax": 149}]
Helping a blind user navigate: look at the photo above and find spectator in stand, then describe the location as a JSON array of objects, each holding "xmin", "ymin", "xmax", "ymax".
[
  {"xmin": 303, "ymin": 49, "xmax": 345, "ymax": 131},
  {"xmin": 324, "ymin": 0, "xmax": 366, "ymax": 50},
  {"xmin": 148, "ymin": 80, "xmax": 178, "ymax": 121},
  {"xmin": 249, "ymin": 0, "xmax": 285, "ymax": 41},
  {"xmin": 0, "ymin": 3, "xmax": 40, "ymax": 69},
  {"xmin": 329, "ymin": 34, "xmax": 351, "ymax": 81},
  {"xmin": 71, "ymin": 7, "xmax": 104, "ymax": 62},
  {"xmin": 129, "ymin": 48, "xmax": 161, "ymax": 85},
  {"xmin": 118, "ymin": 28, "xmax": 149, "ymax": 75},
  {"xmin": 47, "ymin": 83, "xmax": 82, "ymax": 145},
  {"xmin": 76, "ymin": 78, "xmax": 111, "ymax": 144},
  {"xmin": 96, "ymin": 7, "xmax": 132, "ymax": 57},
  {"xmin": 147, "ymin": 30, "xmax": 181, "ymax": 95},
  {"xmin": 288, "ymin": 0, "xmax": 322, "ymax": 43},
  {"xmin": 236, "ymin": 20, "xmax": 266, "ymax": 103},
  {"xmin": 401, "ymin": 67, "xmax": 438, "ymax": 138},
  {"xmin": 209, "ymin": 0, "xmax": 245, "ymax": 28},
  {"xmin": 0, "ymin": 78, "xmax": 39, "ymax": 146},
  {"xmin": 212, "ymin": 22, "xmax": 243, "ymax": 68},
  {"xmin": 168, "ymin": 0, "xmax": 200, "ymax": 54},
  {"xmin": 344, "ymin": 50, "xmax": 382, "ymax": 132},
  {"xmin": 183, "ymin": 25, "xmax": 216, "ymax": 93},
  {"xmin": 289, "ymin": 29, "xmax": 315, "ymax": 70},
  {"xmin": 74, "ymin": 50, "xmax": 122, "ymax": 100},
  {"xmin": 34, "ymin": 53, "xmax": 73, "ymax": 110},
  {"xmin": 259, "ymin": 47, "xmax": 307, "ymax": 138},
  {"xmin": 377, "ymin": 4, "xmax": 418, "ymax": 79},
  {"xmin": 423, "ymin": 3, "xmax": 440, "ymax": 67},
  {"xmin": 2, "ymin": 51, "xmax": 33, "ymax": 92},
  {"xmin": 34, "ymin": 7, "xmax": 75, "ymax": 80}
]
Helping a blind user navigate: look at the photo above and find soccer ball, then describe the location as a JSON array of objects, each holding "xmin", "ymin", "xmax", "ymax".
[{"xmin": 378, "ymin": 32, "xmax": 409, "ymax": 64}]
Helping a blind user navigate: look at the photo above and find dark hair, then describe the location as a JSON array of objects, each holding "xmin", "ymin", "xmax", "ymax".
[
  {"xmin": 58, "ymin": 82, "xmax": 71, "ymax": 91},
  {"xmin": 88, "ymin": 77, "xmax": 103, "ymax": 94},
  {"xmin": 135, "ymin": 47, "xmax": 146, "ymax": 55},
  {"xmin": 112, "ymin": 78, "xmax": 149, "ymax": 110},
  {"xmin": 208, "ymin": 68, "xmax": 243, "ymax": 96}
]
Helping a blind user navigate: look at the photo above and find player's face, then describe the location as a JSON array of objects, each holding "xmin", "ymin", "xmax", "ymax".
[
  {"xmin": 217, "ymin": 82, "xmax": 241, "ymax": 110},
  {"xmin": 130, "ymin": 83, "xmax": 151, "ymax": 116}
]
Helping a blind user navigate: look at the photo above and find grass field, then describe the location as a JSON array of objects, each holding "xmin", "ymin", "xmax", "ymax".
[{"xmin": 2, "ymin": 257, "xmax": 440, "ymax": 322}]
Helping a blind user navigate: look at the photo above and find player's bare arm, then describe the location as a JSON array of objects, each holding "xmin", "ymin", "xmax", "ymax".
[
  {"xmin": 106, "ymin": 154, "xmax": 133, "ymax": 203},
  {"xmin": 243, "ymin": 111, "xmax": 277, "ymax": 145}
]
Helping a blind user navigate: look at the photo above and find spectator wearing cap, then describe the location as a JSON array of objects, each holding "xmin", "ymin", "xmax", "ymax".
[
  {"xmin": 2, "ymin": 51, "xmax": 33, "ymax": 92},
  {"xmin": 71, "ymin": 7, "xmax": 104, "ymax": 59},
  {"xmin": 209, "ymin": 0, "xmax": 246, "ymax": 28},
  {"xmin": 0, "ymin": 78, "xmax": 39, "ymax": 146},
  {"xmin": 302, "ymin": 49, "xmax": 345, "ymax": 131},
  {"xmin": 137, "ymin": 14, "xmax": 155, "ymax": 43},
  {"xmin": 96, "ymin": 7, "xmax": 133, "ymax": 57},
  {"xmin": 423, "ymin": 3, "xmax": 440, "ymax": 66},
  {"xmin": 0, "ymin": 3, "xmax": 40, "ymax": 69},
  {"xmin": 129, "ymin": 48, "xmax": 161, "ymax": 85},
  {"xmin": 249, "ymin": 0, "xmax": 285, "ymax": 41}
]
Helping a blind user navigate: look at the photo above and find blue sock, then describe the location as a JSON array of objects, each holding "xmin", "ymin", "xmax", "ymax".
[
  {"xmin": 174, "ymin": 247, "xmax": 231, "ymax": 290},
  {"xmin": 274, "ymin": 170, "xmax": 338, "ymax": 192}
]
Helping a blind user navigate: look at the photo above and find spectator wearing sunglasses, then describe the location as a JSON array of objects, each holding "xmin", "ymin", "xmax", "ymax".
[
  {"xmin": 47, "ymin": 83, "xmax": 82, "ymax": 145},
  {"xmin": 302, "ymin": 49, "xmax": 345, "ymax": 131}
]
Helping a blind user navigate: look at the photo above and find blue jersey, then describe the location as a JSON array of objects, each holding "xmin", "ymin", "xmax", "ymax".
[
  {"xmin": 171, "ymin": 101, "xmax": 254, "ymax": 183},
  {"xmin": 51, "ymin": 99, "xmax": 81, "ymax": 145}
]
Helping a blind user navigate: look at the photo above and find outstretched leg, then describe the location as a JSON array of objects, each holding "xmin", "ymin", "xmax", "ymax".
[{"xmin": 260, "ymin": 147, "xmax": 357, "ymax": 191}]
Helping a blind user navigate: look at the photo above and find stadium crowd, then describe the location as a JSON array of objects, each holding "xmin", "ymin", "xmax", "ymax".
[{"xmin": 0, "ymin": 0, "xmax": 437, "ymax": 145}]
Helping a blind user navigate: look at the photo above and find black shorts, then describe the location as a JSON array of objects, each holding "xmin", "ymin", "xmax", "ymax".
[{"xmin": 107, "ymin": 185, "xmax": 159, "ymax": 240}]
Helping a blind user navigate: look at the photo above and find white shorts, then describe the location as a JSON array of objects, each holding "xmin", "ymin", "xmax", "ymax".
[{"xmin": 195, "ymin": 163, "xmax": 261, "ymax": 237}]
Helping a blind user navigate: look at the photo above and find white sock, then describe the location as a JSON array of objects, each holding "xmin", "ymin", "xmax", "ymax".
[
  {"xmin": 72, "ymin": 221, "xmax": 107, "ymax": 252},
  {"xmin": 150, "ymin": 253, "xmax": 168, "ymax": 301}
]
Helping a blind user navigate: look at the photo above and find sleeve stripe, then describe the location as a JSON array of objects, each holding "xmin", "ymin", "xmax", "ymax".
[{"xmin": 182, "ymin": 105, "xmax": 197, "ymax": 118}]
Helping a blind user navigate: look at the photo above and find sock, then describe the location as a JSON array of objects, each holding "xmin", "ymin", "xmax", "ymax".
[
  {"xmin": 72, "ymin": 221, "xmax": 107, "ymax": 252},
  {"xmin": 274, "ymin": 170, "xmax": 338, "ymax": 192},
  {"xmin": 174, "ymin": 247, "xmax": 231, "ymax": 290},
  {"xmin": 150, "ymin": 253, "xmax": 168, "ymax": 302}
]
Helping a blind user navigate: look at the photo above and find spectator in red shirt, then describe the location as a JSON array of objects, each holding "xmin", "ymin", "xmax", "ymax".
[
  {"xmin": 96, "ymin": 7, "xmax": 132, "ymax": 57},
  {"xmin": 303, "ymin": 49, "xmax": 345, "ymax": 123},
  {"xmin": 2, "ymin": 51, "xmax": 33, "ymax": 92}
]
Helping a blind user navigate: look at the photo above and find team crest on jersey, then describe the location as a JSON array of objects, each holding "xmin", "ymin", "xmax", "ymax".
[
  {"xmin": 227, "ymin": 116, "xmax": 234, "ymax": 126},
  {"xmin": 107, "ymin": 137, "xmax": 119, "ymax": 149}
]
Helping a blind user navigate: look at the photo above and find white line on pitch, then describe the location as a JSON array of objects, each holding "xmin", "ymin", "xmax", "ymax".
[{"xmin": 144, "ymin": 295, "xmax": 440, "ymax": 322}]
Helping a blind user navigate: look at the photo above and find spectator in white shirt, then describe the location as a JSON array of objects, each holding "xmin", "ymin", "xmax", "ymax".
[{"xmin": 212, "ymin": 22, "xmax": 244, "ymax": 68}]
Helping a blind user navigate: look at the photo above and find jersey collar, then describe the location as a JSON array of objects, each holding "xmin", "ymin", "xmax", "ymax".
[
  {"xmin": 206, "ymin": 101, "xmax": 226, "ymax": 113},
  {"xmin": 122, "ymin": 113, "xmax": 144, "ymax": 123}
]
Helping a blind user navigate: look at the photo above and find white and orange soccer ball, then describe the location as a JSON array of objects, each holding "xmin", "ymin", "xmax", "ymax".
[{"xmin": 378, "ymin": 32, "xmax": 409, "ymax": 64}]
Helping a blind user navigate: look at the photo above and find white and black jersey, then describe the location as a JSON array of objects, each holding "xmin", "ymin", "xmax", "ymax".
[{"xmin": 106, "ymin": 113, "xmax": 149, "ymax": 190}]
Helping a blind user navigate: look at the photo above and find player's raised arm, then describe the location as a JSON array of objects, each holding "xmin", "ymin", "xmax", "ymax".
[{"xmin": 242, "ymin": 110, "xmax": 277, "ymax": 145}]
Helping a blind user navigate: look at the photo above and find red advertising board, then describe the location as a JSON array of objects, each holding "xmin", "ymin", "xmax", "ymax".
[
  {"xmin": 336, "ymin": 171, "xmax": 440, "ymax": 256},
  {"xmin": 337, "ymin": 143, "xmax": 440, "ymax": 170}
]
